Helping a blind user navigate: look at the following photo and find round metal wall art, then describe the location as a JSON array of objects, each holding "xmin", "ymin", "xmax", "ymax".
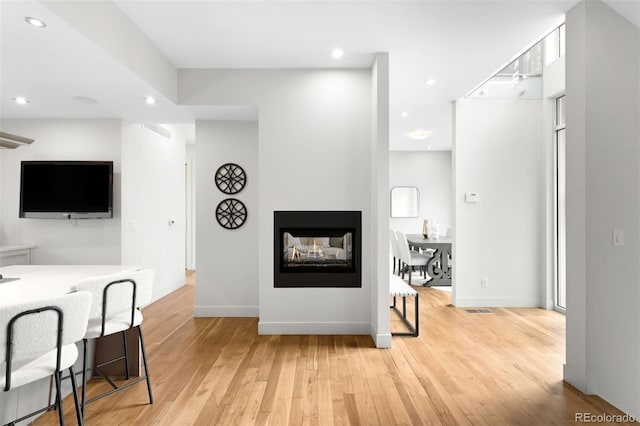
[
  {"xmin": 215, "ymin": 163, "xmax": 246, "ymax": 194},
  {"xmin": 216, "ymin": 198, "xmax": 247, "ymax": 229}
]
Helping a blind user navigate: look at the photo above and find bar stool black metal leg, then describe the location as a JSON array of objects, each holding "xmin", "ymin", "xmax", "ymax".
[
  {"xmin": 137, "ymin": 326, "xmax": 153, "ymax": 404},
  {"xmin": 69, "ymin": 366, "xmax": 84, "ymax": 426},
  {"xmin": 122, "ymin": 331, "xmax": 130, "ymax": 380},
  {"xmin": 81, "ymin": 339, "xmax": 88, "ymax": 417},
  {"xmin": 54, "ymin": 371, "xmax": 64, "ymax": 426}
]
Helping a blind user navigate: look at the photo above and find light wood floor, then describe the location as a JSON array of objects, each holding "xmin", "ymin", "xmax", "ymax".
[{"xmin": 36, "ymin": 271, "xmax": 634, "ymax": 425}]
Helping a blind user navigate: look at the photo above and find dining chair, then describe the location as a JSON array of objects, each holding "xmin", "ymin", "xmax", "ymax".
[
  {"xmin": 74, "ymin": 269, "xmax": 154, "ymax": 418},
  {"xmin": 389, "ymin": 229, "xmax": 402, "ymax": 275},
  {"xmin": 396, "ymin": 231, "xmax": 430, "ymax": 285},
  {"xmin": 1, "ymin": 291, "xmax": 92, "ymax": 426}
]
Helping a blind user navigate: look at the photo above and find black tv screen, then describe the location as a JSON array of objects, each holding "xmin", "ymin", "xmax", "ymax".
[{"xmin": 20, "ymin": 161, "xmax": 113, "ymax": 219}]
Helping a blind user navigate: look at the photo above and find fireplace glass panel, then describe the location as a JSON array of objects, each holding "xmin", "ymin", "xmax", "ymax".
[{"xmin": 281, "ymin": 231, "xmax": 354, "ymax": 272}]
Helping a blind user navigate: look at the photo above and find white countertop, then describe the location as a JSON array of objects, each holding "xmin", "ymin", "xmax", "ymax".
[{"xmin": 0, "ymin": 264, "xmax": 139, "ymax": 306}]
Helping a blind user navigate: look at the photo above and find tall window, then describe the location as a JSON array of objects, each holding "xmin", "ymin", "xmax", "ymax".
[
  {"xmin": 545, "ymin": 24, "xmax": 566, "ymax": 66},
  {"xmin": 555, "ymin": 96, "xmax": 566, "ymax": 310}
]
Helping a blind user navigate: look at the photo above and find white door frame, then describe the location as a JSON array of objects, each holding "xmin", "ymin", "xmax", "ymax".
[{"xmin": 185, "ymin": 152, "xmax": 196, "ymax": 270}]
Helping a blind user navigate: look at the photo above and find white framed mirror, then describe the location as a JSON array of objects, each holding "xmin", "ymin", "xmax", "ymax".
[{"xmin": 390, "ymin": 186, "xmax": 420, "ymax": 217}]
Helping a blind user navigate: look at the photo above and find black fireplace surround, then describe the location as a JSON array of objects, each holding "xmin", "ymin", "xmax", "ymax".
[{"xmin": 274, "ymin": 211, "xmax": 362, "ymax": 288}]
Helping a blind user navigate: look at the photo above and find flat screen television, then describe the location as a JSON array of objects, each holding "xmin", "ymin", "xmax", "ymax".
[{"xmin": 19, "ymin": 161, "xmax": 113, "ymax": 219}]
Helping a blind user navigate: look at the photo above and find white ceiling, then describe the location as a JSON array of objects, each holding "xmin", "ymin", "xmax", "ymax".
[{"xmin": 4, "ymin": 0, "xmax": 630, "ymax": 150}]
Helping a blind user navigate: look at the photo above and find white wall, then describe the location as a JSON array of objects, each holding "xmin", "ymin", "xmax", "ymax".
[
  {"xmin": 565, "ymin": 0, "xmax": 640, "ymax": 417},
  {"xmin": 564, "ymin": 0, "xmax": 589, "ymax": 393},
  {"xmin": 389, "ymin": 151, "xmax": 452, "ymax": 235},
  {"xmin": 0, "ymin": 119, "xmax": 121, "ymax": 264},
  {"xmin": 194, "ymin": 121, "xmax": 258, "ymax": 317},
  {"xmin": 120, "ymin": 122, "xmax": 186, "ymax": 302},
  {"xmin": 179, "ymin": 68, "xmax": 375, "ymax": 335},
  {"xmin": 453, "ymin": 100, "xmax": 543, "ymax": 307},
  {"xmin": 371, "ymin": 53, "xmax": 391, "ymax": 348}
]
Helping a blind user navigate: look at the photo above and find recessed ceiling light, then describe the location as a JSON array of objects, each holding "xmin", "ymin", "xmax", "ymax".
[
  {"xmin": 424, "ymin": 79, "xmax": 436, "ymax": 86},
  {"xmin": 143, "ymin": 96, "xmax": 157, "ymax": 105},
  {"xmin": 427, "ymin": 145, "xmax": 432, "ymax": 150},
  {"xmin": 25, "ymin": 17, "xmax": 46, "ymax": 28},
  {"xmin": 332, "ymin": 48, "xmax": 344, "ymax": 59},
  {"xmin": 407, "ymin": 129, "xmax": 433, "ymax": 140},
  {"xmin": 401, "ymin": 112, "xmax": 409, "ymax": 118},
  {"xmin": 13, "ymin": 96, "xmax": 30, "ymax": 105},
  {"xmin": 73, "ymin": 96, "xmax": 99, "ymax": 105}
]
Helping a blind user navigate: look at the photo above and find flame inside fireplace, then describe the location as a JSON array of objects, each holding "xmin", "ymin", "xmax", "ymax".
[{"xmin": 307, "ymin": 239, "xmax": 323, "ymax": 257}]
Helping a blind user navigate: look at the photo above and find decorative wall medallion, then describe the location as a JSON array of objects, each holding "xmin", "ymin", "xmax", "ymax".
[
  {"xmin": 216, "ymin": 198, "xmax": 247, "ymax": 229},
  {"xmin": 215, "ymin": 163, "xmax": 246, "ymax": 194}
]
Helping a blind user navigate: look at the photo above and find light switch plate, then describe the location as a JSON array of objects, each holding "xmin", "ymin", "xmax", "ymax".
[
  {"xmin": 613, "ymin": 229, "xmax": 624, "ymax": 247},
  {"xmin": 465, "ymin": 192, "xmax": 479, "ymax": 203}
]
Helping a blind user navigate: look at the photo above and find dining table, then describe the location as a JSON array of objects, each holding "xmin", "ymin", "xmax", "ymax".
[{"xmin": 406, "ymin": 234, "xmax": 452, "ymax": 286}]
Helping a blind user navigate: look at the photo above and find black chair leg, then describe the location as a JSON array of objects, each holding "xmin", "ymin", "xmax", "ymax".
[
  {"xmin": 54, "ymin": 371, "xmax": 65, "ymax": 426},
  {"xmin": 415, "ymin": 295, "xmax": 419, "ymax": 337},
  {"xmin": 122, "ymin": 331, "xmax": 130, "ymax": 380},
  {"xmin": 81, "ymin": 339, "xmax": 88, "ymax": 417},
  {"xmin": 69, "ymin": 366, "xmax": 84, "ymax": 426},
  {"xmin": 138, "ymin": 326, "xmax": 154, "ymax": 404}
]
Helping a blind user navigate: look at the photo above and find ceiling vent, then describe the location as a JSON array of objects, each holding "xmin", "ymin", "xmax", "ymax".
[
  {"xmin": 0, "ymin": 131, "xmax": 35, "ymax": 149},
  {"xmin": 143, "ymin": 123, "xmax": 171, "ymax": 140}
]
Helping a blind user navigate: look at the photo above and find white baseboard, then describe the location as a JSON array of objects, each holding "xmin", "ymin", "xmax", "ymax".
[
  {"xmin": 543, "ymin": 298, "xmax": 555, "ymax": 310},
  {"xmin": 258, "ymin": 321, "xmax": 370, "ymax": 335},
  {"xmin": 194, "ymin": 305, "xmax": 259, "ymax": 317},
  {"xmin": 370, "ymin": 324, "xmax": 392, "ymax": 348},
  {"xmin": 563, "ymin": 363, "xmax": 588, "ymax": 393},
  {"xmin": 374, "ymin": 333, "xmax": 392, "ymax": 348},
  {"xmin": 453, "ymin": 297, "xmax": 541, "ymax": 308},
  {"xmin": 150, "ymin": 278, "xmax": 185, "ymax": 304}
]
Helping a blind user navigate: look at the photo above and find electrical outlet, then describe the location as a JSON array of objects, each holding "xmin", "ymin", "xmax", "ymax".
[{"xmin": 481, "ymin": 277, "xmax": 489, "ymax": 288}]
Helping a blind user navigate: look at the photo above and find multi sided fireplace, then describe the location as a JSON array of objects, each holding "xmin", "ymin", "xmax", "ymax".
[{"xmin": 274, "ymin": 211, "xmax": 362, "ymax": 288}]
